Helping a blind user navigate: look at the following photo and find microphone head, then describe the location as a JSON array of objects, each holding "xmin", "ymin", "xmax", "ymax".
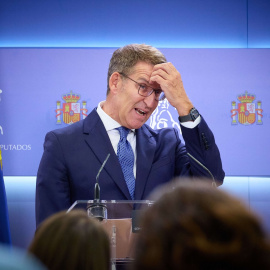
[
  {"xmin": 89, "ymin": 153, "xmax": 110, "ymax": 221},
  {"xmin": 87, "ymin": 203, "xmax": 107, "ymax": 221}
]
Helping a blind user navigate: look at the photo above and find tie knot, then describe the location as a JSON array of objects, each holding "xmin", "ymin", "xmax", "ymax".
[{"xmin": 117, "ymin": 127, "xmax": 130, "ymax": 140}]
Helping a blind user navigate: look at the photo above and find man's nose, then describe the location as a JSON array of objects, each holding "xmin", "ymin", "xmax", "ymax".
[{"xmin": 144, "ymin": 92, "xmax": 157, "ymax": 108}]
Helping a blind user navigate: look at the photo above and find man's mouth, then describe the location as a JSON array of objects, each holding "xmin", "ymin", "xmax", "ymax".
[{"xmin": 135, "ymin": 108, "xmax": 146, "ymax": 116}]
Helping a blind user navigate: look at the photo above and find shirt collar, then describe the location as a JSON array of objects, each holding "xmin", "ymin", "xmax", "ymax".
[{"xmin": 96, "ymin": 101, "xmax": 135, "ymax": 133}]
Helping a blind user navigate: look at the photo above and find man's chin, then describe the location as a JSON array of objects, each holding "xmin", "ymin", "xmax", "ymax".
[
  {"xmin": 127, "ymin": 120, "xmax": 146, "ymax": 130},
  {"xmin": 126, "ymin": 113, "xmax": 151, "ymax": 129}
]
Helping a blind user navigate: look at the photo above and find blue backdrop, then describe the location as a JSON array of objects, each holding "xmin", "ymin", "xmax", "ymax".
[
  {"xmin": 1, "ymin": 0, "xmax": 270, "ymax": 249},
  {"xmin": 0, "ymin": 48, "xmax": 269, "ymax": 176}
]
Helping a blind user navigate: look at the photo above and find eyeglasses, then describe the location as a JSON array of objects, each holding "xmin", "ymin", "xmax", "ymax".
[{"xmin": 120, "ymin": 72, "xmax": 166, "ymax": 101}]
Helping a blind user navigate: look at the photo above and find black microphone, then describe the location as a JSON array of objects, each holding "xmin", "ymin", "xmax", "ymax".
[
  {"xmin": 187, "ymin": 152, "xmax": 217, "ymax": 187},
  {"xmin": 87, "ymin": 153, "xmax": 110, "ymax": 221}
]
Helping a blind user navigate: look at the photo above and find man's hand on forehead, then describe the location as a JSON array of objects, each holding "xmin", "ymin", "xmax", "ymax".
[{"xmin": 149, "ymin": 62, "xmax": 193, "ymax": 115}]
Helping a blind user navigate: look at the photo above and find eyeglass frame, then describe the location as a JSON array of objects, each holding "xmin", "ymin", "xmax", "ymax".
[{"xmin": 119, "ymin": 72, "xmax": 166, "ymax": 101}]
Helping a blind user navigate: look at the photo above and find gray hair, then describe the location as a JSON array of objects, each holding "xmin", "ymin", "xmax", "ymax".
[{"xmin": 107, "ymin": 44, "xmax": 167, "ymax": 95}]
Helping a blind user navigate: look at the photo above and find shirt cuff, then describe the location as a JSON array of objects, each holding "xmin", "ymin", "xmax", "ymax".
[{"xmin": 180, "ymin": 115, "xmax": 201, "ymax": 129}]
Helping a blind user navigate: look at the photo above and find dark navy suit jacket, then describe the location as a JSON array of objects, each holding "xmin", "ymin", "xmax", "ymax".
[{"xmin": 36, "ymin": 109, "xmax": 224, "ymax": 226}]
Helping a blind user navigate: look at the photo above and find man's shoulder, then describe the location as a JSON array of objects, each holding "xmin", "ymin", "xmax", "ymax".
[
  {"xmin": 49, "ymin": 108, "xmax": 98, "ymax": 137},
  {"xmin": 50, "ymin": 119, "xmax": 84, "ymax": 136},
  {"xmin": 141, "ymin": 124, "xmax": 179, "ymax": 139}
]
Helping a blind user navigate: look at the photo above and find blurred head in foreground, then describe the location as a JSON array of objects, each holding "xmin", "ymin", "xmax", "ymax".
[
  {"xmin": 28, "ymin": 210, "xmax": 110, "ymax": 270},
  {"xmin": 133, "ymin": 179, "xmax": 270, "ymax": 270}
]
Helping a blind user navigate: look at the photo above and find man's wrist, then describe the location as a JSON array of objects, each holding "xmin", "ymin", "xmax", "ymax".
[{"xmin": 178, "ymin": 107, "xmax": 200, "ymax": 123}]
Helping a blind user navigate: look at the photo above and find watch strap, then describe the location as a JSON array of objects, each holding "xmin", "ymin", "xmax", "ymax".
[{"xmin": 178, "ymin": 107, "xmax": 200, "ymax": 123}]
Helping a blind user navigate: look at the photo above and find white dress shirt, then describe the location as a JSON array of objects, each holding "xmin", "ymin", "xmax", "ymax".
[
  {"xmin": 96, "ymin": 101, "xmax": 137, "ymax": 177},
  {"xmin": 96, "ymin": 101, "xmax": 201, "ymax": 178}
]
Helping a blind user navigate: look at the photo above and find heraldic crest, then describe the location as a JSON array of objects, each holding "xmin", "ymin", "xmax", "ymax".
[
  {"xmin": 231, "ymin": 91, "xmax": 263, "ymax": 125},
  {"xmin": 56, "ymin": 91, "xmax": 88, "ymax": 125}
]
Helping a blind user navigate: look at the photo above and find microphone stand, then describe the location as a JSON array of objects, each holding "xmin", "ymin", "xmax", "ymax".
[
  {"xmin": 187, "ymin": 152, "xmax": 217, "ymax": 187},
  {"xmin": 87, "ymin": 153, "xmax": 110, "ymax": 221}
]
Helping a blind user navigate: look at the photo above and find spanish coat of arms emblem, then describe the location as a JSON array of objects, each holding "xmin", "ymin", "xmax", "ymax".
[
  {"xmin": 231, "ymin": 91, "xmax": 263, "ymax": 125},
  {"xmin": 55, "ymin": 91, "xmax": 88, "ymax": 125}
]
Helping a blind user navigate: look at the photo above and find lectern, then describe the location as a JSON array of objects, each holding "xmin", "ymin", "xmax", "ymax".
[{"xmin": 67, "ymin": 200, "xmax": 154, "ymax": 270}]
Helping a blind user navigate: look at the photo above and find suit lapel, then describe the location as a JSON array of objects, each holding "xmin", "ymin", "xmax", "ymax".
[
  {"xmin": 135, "ymin": 125, "xmax": 156, "ymax": 200},
  {"xmin": 83, "ymin": 110, "xmax": 131, "ymax": 199}
]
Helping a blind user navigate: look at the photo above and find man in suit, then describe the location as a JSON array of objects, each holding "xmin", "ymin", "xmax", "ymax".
[{"xmin": 36, "ymin": 44, "xmax": 225, "ymax": 227}]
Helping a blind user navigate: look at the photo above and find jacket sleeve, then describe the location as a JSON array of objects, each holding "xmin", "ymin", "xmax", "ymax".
[
  {"xmin": 35, "ymin": 131, "xmax": 71, "ymax": 227},
  {"xmin": 179, "ymin": 115, "xmax": 225, "ymax": 186}
]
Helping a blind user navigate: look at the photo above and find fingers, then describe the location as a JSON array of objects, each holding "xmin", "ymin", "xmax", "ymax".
[
  {"xmin": 150, "ymin": 63, "xmax": 181, "ymax": 85},
  {"xmin": 149, "ymin": 62, "xmax": 192, "ymax": 114},
  {"xmin": 149, "ymin": 62, "xmax": 181, "ymax": 92},
  {"xmin": 152, "ymin": 62, "xmax": 174, "ymax": 73},
  {"xmin": 150, "ymin": 68, "xmax": 168, "ymax": 82},
  {"xmin": 150, "ymin": 62, "xmax": 172, "ymax": 79}
]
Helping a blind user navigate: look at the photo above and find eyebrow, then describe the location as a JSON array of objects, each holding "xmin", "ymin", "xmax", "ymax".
[
  {"xmin": 127, "ymin": 73, "xmax": 163, "ymax": 92},
  {"xmin": 136, "ymin": 77, "xmax": 160, "ymax": 89},
  {"xmin": 136, "ymin": 77, "xmax": 149, "ymax": 84},
  {"xmin": 141, "ymin": 80, "xmax": 163, "ymax": 92}
]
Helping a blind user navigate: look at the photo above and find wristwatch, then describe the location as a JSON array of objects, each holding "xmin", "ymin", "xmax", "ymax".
[{"xmin": 178, "ymin": 107, "xmax": 200, "ymax": 123}]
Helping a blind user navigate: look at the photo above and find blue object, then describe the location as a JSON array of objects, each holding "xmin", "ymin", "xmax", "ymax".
[
  {"xmin": 117, "ymin": 127, "xmax": 135, "ymax": 200},
  {"xmin": 0, "ymin": 150, "xmax": 11, "ymax": 245}
]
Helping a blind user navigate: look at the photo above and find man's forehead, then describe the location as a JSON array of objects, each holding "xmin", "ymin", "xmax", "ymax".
[{"xmin": 130, "ymin": 61, "xmax": 154, "ymax": 73}]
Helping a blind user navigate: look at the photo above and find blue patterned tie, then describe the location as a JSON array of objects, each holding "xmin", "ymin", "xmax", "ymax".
[{"xmin": 116, "ymin": 127, "xmax": 135, "ymax": 200}]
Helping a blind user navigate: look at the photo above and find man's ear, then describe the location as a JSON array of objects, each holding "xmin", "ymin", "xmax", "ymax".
[{"xmin": 109, "ymin": 72, "xmax": 122, "ymax": 94}]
